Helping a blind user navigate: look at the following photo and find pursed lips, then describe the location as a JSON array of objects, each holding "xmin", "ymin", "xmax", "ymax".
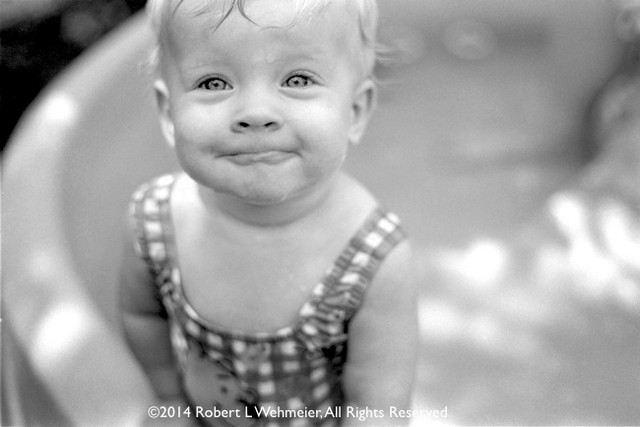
[{"xmin": 217, "ymin": 149, "xmax": 297, "ymax": 166}]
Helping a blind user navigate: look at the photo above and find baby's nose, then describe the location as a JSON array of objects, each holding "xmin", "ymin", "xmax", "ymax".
[
  {"xmin": 231, "ymin": 91, "xmax": 283, "ymax": 133},
  {"xmin": 232, "ymin": 116, "xmax": 281, "ymax": 132}
]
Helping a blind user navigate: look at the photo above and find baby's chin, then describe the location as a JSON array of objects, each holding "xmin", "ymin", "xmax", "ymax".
[
  {"xmin": 213, "ymin": 181, "xmax": 302, "ymax": 207},
  {"xmin": 228, "ymin": 189, "xmax": 292, "ymax": 206}
]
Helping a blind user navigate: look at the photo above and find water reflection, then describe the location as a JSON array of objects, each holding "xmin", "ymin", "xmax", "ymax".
[
  {"xmin": 404, "ymin": 7, "xmax": 640, "ymax": 417},
  {"xmin": 415, "ymin": 177, "xmax": 640, "ymax": 425}
]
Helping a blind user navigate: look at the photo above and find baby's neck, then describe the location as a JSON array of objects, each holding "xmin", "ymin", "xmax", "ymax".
[{"xmin": 197, "ymin": 175, "xmax": 343, "ymax": 228}]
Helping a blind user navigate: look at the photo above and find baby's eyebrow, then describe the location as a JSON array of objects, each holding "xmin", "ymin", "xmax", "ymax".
[
  {"xmin": 280, "ymin": 51, "xmax": 321, "ymax": 62},
  {"xmin": 180, "ymin": 59, "xmax": 226, "ymax": 73}
]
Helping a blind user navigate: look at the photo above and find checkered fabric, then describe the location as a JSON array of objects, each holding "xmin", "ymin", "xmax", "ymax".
[{"xmin": 130, "ymin": 174, "xmax": 406, "ymax": 426}]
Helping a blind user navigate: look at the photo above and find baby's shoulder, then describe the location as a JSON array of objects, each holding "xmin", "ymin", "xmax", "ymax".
[
  {"xmin": 337, "ymin": 174, "xmax": 410, "ymax": 272},
  {"xmin": 127, "ymin": 173, "xmax": 178, "ymax": 227},
  {"xmin": 129, "ymin": 173, "xmax": 178, "ymax": 209},
  {"xmin": 135, "ymin": 173, "xmax": 177, "ymax": 193},
  {"xmin": 332, "ymin": 172, "xmax": 378, "ymax": 217},
  {"xmin": 321, "ymin": 173, "xmax": 406, "ymax": 247}
]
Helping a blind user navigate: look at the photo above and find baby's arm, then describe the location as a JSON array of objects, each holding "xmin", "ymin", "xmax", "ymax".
[
  {"xmin": 341, "ymin": 240, "xmax": 418, "ymax": 426},
  {"xmin": 119, "ymin": 226, "xmax": 183, "ymax": 403}
]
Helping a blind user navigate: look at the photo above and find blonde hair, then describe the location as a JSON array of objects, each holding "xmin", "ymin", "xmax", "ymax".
[{"xmin": 146, "ymin": 0, "xmax": 379, "ymax": 77}]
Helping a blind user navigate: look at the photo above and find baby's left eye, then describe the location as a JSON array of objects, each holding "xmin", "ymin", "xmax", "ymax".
[{"xmin": 283, "ymin": 74, "xmax": 314, "ymax": 88}]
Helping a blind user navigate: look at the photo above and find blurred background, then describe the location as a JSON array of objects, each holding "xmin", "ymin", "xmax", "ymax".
[
  {"xmin": 2, "ymin": 0, "xmax": 640, "ymax": 425},
  {"xmin": 0, "ymin": 0, "xmax": 146, "ymax": 150}
]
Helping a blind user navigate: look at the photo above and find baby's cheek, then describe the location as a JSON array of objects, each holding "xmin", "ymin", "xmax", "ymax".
[
  {"xmin": 301, "ymin": 113, "xmax": 351, "ymax": 149},
  {"xmin": 175, "ymin": 104, "xmax": 227, "ymax": 140}
]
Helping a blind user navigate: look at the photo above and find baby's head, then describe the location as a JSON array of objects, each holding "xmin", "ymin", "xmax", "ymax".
[
  {"xmin": 144, "ymin": 0, "xmax": 381, "ymax": 205},
  {"xmin": 146, "ymin": 0, "xmax": 378, "ymax": 81}
]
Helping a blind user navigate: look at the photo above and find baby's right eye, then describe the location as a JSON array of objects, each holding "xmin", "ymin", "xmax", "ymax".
[{"xmin": 198, "ymin": 77, "xmax": 232, "ymax": 91}]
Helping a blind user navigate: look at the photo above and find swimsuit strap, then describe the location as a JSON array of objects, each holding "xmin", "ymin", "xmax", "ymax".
[
  {"xmin": 295, "ymin": 208, "xmax": 406, "ymax": 353},
  {"xmin": 129, "ymin": 173, "xmax": 178, "ymax": 292},
  {"xmin": 130, "ymin": 174, "xmax": 407, "ymax": 353}
]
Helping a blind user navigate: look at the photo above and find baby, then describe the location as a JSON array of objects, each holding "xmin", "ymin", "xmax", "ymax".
[{"xmin": 119, "ymin": 0, "xmax": 417, "ymax": 425}]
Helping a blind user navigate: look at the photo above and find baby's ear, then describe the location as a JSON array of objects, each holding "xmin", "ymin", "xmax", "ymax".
[
  {"xmin": 348, "ymin": 78, "xmax": 376, "ymax": 146},
  {"xmin": 154, "ymin": 79, "xmax": 176, "ymax": 148}
]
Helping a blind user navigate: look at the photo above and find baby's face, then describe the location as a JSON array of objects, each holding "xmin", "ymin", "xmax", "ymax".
[{"xmin": 156, "ymin": 0, "xmax": 374, "ymax": 205}]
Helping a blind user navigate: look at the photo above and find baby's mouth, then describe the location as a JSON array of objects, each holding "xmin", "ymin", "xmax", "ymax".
[{"xmin": 221, "ymin": 150, "xmax": 296, "ymax": 166}]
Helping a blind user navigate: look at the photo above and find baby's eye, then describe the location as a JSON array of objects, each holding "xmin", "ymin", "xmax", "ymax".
[
  {"xmin": 283, "ymin": 74, "xmax": 315, "ymax": 88},
  {"xmin": 198, "ymin": 77, "xmax": 232, "ymax": 91}
]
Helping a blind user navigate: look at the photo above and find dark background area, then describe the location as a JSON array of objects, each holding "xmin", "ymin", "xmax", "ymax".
[{"xmin": 0, "ymin": 0, "xmax": 146, "ymax": 151}]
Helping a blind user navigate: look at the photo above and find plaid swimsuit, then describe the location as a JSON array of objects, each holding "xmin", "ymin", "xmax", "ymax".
[{"xmin": 130, "ymin": 174, "xmax": 406, "ymax": 426}]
